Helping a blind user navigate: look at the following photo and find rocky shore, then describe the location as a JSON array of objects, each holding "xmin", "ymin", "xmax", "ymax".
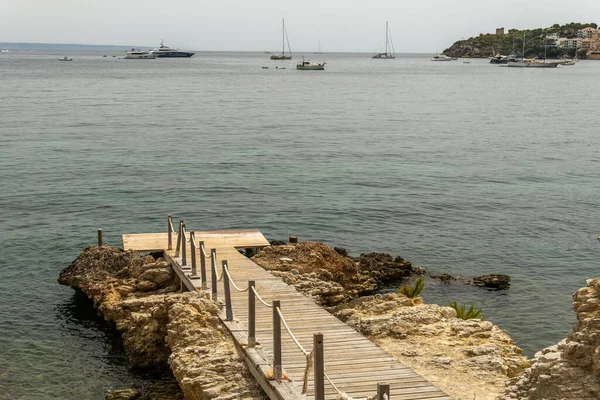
[
  {"xmin": 501, "ymin": 277, "xmax": 600, "ymax": 400},
  {"xmin": 59, "ymin": 240, "xmax": 598, "ymax": 400},
  {"xmin": 58, "ymin": 246, "xmax": 264, "ymax": 400}
]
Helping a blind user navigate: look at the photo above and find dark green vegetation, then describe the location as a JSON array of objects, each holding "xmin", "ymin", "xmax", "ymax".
[
  {"xmin": 449, "ymin": 301, "xmax": 483, "ymax": 320},
  {"xmin": 444, "ymin": 22, "xmax": 597, "ymax": 59},
  {"xmin": 398, "ymin": 276, "xmax": 425, "ymax": 298}
]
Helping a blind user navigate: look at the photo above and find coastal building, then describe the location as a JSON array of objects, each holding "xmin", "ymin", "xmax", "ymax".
[
  {"xmin": 557, "ymin": 38, "xmax": 581, "ymax": 48},
  {"xmin": 496, "ymin": 27, "xmax": 505, "ymax": 35},
  {"xmin": 578, "ymin": 27, "xmax": 599, "ymax": 38}
]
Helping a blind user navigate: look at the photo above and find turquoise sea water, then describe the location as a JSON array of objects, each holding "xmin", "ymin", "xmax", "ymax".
[{"xmin": 1, "ymin": 50, "xmax": 599, "ymax": 399}]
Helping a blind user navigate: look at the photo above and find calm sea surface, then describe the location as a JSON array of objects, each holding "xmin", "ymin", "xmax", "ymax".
[{"xmin": 1, "ymin": 50, "xmax": 599, "ymax": 399}]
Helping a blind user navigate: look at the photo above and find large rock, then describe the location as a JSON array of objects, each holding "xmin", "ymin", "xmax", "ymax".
[
  {"xmin": 333, "ymin": 292, "xmax": 530, "ymax": 399},
  {"xmin": 59, "ymin": 246, "xmax": 265, "ymax": 400},
  {"xmin": 501, "ymin": 277, "xmax": 600, "ymax": 400}
]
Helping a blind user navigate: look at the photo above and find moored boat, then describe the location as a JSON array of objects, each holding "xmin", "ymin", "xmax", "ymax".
[
  {"xmin": 58, "ymin": 56, "xmax": 73, "ymax": 61},
  {"xmin": 431, "ymin": 54, "xmax": 452, "ymax": 61},
  {"xmin": 506, "ymin": 60, "xmax": 558, "ymax": 68},
  {"xmin": 149, "ymin": 40, "xmax": 194, "ymax": 58},
  {"xmin": 296, "ymin": 56, "xmax": 325, "ymax": 70},
  {"xmin": 271, "ymin": 19, "xmax": 292, "ymax": 60},
  {"xmin": 123, "ymin": 49, "xmax": 156, "ymax": 59},
  {"xmin": 372, "ymin": 21, "xmax": 395, "ymax": 59}
]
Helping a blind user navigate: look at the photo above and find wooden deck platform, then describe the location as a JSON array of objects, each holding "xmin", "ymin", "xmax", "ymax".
[{"xmin": 123, "ymin": 230, "xmax": 449, "ymax": 400}]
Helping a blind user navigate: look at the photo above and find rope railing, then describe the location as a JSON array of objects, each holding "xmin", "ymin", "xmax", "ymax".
[
  {"xmin": 167, "ymin": 214, "xmax": 179, "ymax": 250},
  {"xmin": 252, "ymin": 286, "xmax": 272, "ymax": 308},
  {"xmin": 223, "ymin": 262, "xmax": 249, "ymax": 292},
  {"xmin": 277, "ymin": 306, "xmax": 314, "ymax": 394},
  {"xmin": 201, "ymin": 242, "xmax": 212, "ymax": 258}
]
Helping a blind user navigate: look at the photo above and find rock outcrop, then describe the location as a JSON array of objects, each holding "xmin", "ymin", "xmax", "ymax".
[
  {"xmin": 252, "ymin": 243, "xmax": 416, "ymax": 306},
  {"xmin": 501, "ymin": 277, "xmax": 600, "ymax": 400},
  {"xmin": 333, "ymin": 293, "xmax": 530, "ymax": 400},
  {"xmin": 59, "ymin": 246, "xmax": 264, "ymax": 400}
]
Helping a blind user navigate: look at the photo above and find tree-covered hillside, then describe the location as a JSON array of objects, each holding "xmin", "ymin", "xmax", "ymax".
[{"xmin": 443, "ymin": 22, "xmax": 597, "ymax": 59}]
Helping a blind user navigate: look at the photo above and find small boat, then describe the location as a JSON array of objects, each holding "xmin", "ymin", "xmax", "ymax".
[
  {"xmin": 271, "ymin": 19, "xmax": 292, "ymax": 60},
  {"xmin": 275, "ymin": 66, "xmax": 286, "ymax": 69},
  {"xmin": 463, "ymin": 61, "xmax": 471, "ymax": 64},
  {"xmin": 123, "ymin": 49, "xmax": 156, "ymax": 59},
  {"xmin": 262, "ymin": 66, "xmax": 269, "ymax": 69},
  {"xmin": 559, "ymin": 59, "xmax": 577, "ymax": 66},
  {"xmin": 58, "ymin": 56, "xmax": 73, "ymax": 61},
  {"xmin": 149, "ymin": 40, "xmax": 194, "ymax": 58},
  {"xmin": 431, "ymin": 54, "xmax": 452, "ymax": 61},
  {"xmin": 372, "ymin": 21, "xmax": 395, "ymax": 59},
  {"xmin": 103, "ymin": 55, "xmax": 107, "ymax": 58},
  {"xmin": 296, "ymin": 56, "xmax": 325, "ymax": 70}
]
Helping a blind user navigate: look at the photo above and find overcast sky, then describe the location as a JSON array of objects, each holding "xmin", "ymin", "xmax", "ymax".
[{"xmin": 1, "ymin": 0, "xmax": 598, "ymax": 52}]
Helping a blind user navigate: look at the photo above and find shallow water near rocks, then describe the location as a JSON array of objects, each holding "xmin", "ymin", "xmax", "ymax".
[{"xmin": 1, "ymin": 50, "xmax": 599, "ymax": 398}]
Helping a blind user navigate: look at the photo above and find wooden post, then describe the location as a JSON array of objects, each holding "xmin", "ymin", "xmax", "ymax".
[
  {"xmin": 200, "ymin": 241, "xmax": 207, "ymax": 290},
  {"xmin": 190, "ymin": 231, "xmax": 198, "ymax": 277},
  {"xmin": 175, "ymin": 219, "xmax": 183, "ymax": 257},
  {"xmin": 273, "ymin": 300, "xmax": 282, "ymax": 379},
  {"xmin": 222, "ymin": 261, "xmax": 233, "ymax": 321},
  {"xmin": 248, "ymin": 280, "xmax": 256, "ymax": 348},
  {"xmin": 289, "ymin": 235, "xmax": 298, "ymax": 244},
  {"xmin": 97, "ymin": 229, "xmax": 103, "ymax": 247},
  {"xmin": 181, "ymin": 224, "xmax": 187, "ymax": 266},
  {"xmin": 314, "ymin": 333, "xmax": 324, "ymax": 400},
  {"xmin": 377, "ymin": 383, "xmax": 390, "ymax": 400},
  {"xmin": 211, "ymin": 248, "xmax": 217, "ymax": 301},
  {"xmin": 167, "ymin": 214, "xmax": 173, "ymax": 250}
]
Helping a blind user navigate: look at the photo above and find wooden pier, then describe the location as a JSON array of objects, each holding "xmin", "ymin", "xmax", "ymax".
[{"xmin": 121, "ymin": 216, "xmax": 450, "ymax": 400}]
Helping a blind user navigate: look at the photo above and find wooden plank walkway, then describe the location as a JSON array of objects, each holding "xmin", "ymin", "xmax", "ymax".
[{"xmin": 123, "ymin": 228, "xmax": 450, "ymax": 400}]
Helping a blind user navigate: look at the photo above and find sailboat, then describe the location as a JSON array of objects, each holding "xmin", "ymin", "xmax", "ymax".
[
  {"xmin": 507, "ymin": 32, "xmax": 558, "ymax": 68},
  {"xmin": 270, "ymin": 19, "xmax": 292, "ymax": 60},
  {"xmin": 372, "ymin": 21, "xmax": 395, "ymax": 59},
  {"xmin": 314, "ymin": 41, "xmax": 323, "ymax": 55}
]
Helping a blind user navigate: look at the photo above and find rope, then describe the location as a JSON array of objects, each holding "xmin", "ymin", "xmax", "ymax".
[
  {"xmin": 325, "ymin": 370, "xmax": 378, "ymax": 400},
  {"xmin": 301, "ymin": 349, "xmax": 314, "ymax": 394},
  {"xmin": 276, "ymin": 307, "xmax": 310, "ymax": 356},
  {"xmin": 325, "ymin": 371, "xmax": 343, "ymax": 395},
  {"xmin": 335, "ymin": 394, "xmax": 377, "ymax": 400},
  {"xmin": 223, "ymin": 264, "xmax": 249, "ymax": 292},
  {"xmin": 252, "ymin": 286, "xmax": 272, "ymax": 308},
  {"xmin": 169, "ymin": 219, "xmax": 179, "ymax": 235},
  {"xmin": 201, "ymin": 243, "xmax": 212, "ymax": 258},
  {"xmin": 212, "ymin": 262, "xmax": 223, "ymax": 281}
]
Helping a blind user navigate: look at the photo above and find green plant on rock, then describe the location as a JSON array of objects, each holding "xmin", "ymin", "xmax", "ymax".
[
  {"xmin": 398, "ymin": 276, "xmax": 425, "ymax": 298},
  {"xmin": 449, "ymin": 301, "xmax": 483, "ymax": 320}
]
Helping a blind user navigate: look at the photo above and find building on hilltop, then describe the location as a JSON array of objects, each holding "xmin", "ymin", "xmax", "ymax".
[
  {"xmin": 496, "ymin": 27, "xmax": 505, "ymax": 35},
  {"xmin": 578, "ymin": 27, "xmax": 599, "ymax": 38}
]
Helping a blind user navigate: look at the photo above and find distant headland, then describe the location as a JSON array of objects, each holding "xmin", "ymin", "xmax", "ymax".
[{"xmin": 443, "ymin": 23, "xmax": 600, "ymax": 59}]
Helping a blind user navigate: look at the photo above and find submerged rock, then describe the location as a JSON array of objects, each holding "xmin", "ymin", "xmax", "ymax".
[
  {"xmin": 105, "ymin": 388, "xmax": 142, "ymax": 400},
  {"xmin": 472, "ymin": 274, "xmax": 511, "ymax": 289}
]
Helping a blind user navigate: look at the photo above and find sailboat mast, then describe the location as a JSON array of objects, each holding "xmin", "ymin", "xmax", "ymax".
[
  {"xmin": 282, "ymin": 19, "xmax": 285, "ymax": 55},
  {"xmin": 385, "ymin": 21, "xmax": 389, "ymax": 55}
]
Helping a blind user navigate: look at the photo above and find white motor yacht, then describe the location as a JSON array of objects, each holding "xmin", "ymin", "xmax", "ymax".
[
  {"xmin": 123, "ymin": 49, "xmax": 156, "ymax": 59},
  {"xmin": 431, "ymin": 54, "xmax": 452, "ymax": 61}
]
